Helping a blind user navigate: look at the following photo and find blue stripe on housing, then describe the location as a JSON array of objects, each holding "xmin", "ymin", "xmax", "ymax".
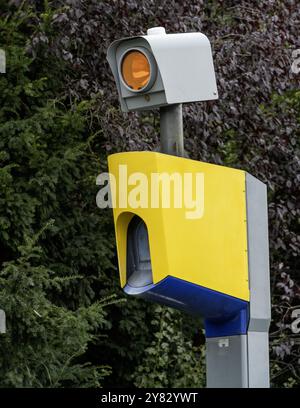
[{"xmin": 124, "ymin": 276, "xmax": 249, "ymax": 338}]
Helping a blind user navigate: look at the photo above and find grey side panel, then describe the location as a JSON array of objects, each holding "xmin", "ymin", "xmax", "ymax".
[
  {"xmin": 206, "ymin": 336, "xmax": 248, "ymax": 388},
  {"xmin": 247, "ymin": 331, "xmax": 270, "ymax": 388},
  {"xmin": 246, "ymin": 173, "xmax": 271, "ymax": 332}
]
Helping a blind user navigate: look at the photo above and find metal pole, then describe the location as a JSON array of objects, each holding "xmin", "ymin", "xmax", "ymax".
[{"xmin": 160, "ymin": 104, "xmax": 184, "ymax": 156}]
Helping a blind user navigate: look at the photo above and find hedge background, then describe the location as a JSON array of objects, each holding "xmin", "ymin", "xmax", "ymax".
[{"xmin": 0, "ymin": 0, "xmax": 299, "ymax": 387}]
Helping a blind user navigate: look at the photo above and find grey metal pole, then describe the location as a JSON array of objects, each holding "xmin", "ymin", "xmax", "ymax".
[{"xmin": 160, "ymin": 104, "xmax": 184, "ymax": 156}]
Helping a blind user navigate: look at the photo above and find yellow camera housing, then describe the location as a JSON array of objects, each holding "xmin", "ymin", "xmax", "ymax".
[{"xmin": 108, "ymin": 151, "xmax": 249, "ymax": 302}]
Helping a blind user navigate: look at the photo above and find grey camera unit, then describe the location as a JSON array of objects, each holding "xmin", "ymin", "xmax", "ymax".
[{"xmin": 107, "ymin": 27, "xmax": 218, "ymax": 112}]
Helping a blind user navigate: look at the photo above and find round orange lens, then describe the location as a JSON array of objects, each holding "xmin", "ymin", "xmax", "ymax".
[{"xmin": 121, "ymin": 50, "xmax": 151, "ymax": 91}]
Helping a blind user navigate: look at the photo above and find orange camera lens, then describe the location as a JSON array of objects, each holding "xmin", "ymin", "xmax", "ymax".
[{"xmin": 121, "ymin": 50, "xmax": 151, "ymax": 91}]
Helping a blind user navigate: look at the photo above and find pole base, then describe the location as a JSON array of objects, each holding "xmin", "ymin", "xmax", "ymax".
[{"xmin": 206, "ymin": 332, "xmax": 270, "ymax": 388}]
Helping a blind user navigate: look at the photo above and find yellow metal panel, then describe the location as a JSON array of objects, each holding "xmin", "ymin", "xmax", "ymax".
[{"xmin": 108, "ymin": 151, "xmax": 249, "ymax": 301}]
